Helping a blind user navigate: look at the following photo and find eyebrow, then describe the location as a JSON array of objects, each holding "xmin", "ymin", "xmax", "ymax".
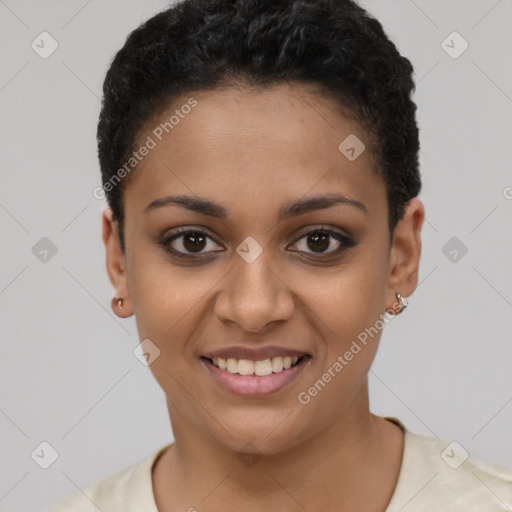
[{"xmin": 144, "ymin": 193, "xmax": 367, "ymax": 222}]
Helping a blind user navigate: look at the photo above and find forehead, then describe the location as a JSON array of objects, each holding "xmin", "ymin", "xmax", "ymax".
[{"xmin": 124, "ymin": 83, "xmax": 386, "ymax": 225}]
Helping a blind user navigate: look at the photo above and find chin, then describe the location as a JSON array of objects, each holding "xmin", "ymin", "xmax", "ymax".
[{"xmin": 205, "ymin": 407, "xmax": 310, "ymax": 455}]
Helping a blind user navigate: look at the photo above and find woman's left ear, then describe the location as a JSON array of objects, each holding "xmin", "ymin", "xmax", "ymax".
[{"xmin": 386, "ymin": 198, "xmax": 425, "ymax": 306}]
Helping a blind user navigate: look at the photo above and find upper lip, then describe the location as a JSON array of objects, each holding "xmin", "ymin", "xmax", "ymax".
[{"xmin": 202, "ymin": 345, "xmax": 310, "ymax": 361}]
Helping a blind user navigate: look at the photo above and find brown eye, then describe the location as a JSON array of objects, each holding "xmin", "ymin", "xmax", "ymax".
[
  {"xmin": 181, "ymin": 232, "xmax": 207, "ymax": 253},
  {"xmin": 289, "ymin": 228, "xmax": 355, "ymax": 256},
  {"xmin": 306, "ymin": 231, "xmax": 330, "ymax": 253},
  {"xmin": 160, "ymin": 229, "xmax": 223, "ymax": 256}
]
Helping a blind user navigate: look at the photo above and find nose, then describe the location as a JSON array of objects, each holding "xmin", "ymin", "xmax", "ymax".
[{"xmin": 214, "ymin": 253, "xmax": 295, "ymax": 332}]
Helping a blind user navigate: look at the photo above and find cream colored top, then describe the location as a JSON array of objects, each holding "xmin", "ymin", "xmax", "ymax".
[{"xmin": 48, "ymin": 418, "xmax": 512, "ymax": 511}]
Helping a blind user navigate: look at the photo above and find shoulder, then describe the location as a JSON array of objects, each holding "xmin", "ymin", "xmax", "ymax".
[
  {"xmin": 48, "ymin": 463, "xmax": 137, "ymax": 512},
  {"xmin": 385, "ymin": 417, "xmax": 512, "ymax": 512},
  {"xmin": 47, "ymin": 444, "xmax": 170, "ymax": 512}
]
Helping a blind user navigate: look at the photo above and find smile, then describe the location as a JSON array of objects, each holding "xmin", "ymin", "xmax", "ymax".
[
  {"xmin": 200, "ymin": 355, "xmax": 311, "ymax": 397},
  {"xmin": 208, "ymin": 356, "xmax": 302, "ymax": 376}
]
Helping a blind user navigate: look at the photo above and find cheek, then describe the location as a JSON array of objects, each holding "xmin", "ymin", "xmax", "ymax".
[
  {"xmin": 127, "ymin": 252, "xmax": 227, "ymax": 379},
  {"xmin": 295, "ymin": 264, "xmax": 389, "ymax": 418},
  {"xmin": 129, "ymin": 272, "xmax": 208, "ymax": 398},
  {"xmin": 309, "ymin": 252, "xmax": 390, "ymax": 382},
  {"xmin": 130, "ymin": 268, "xmax": 210, "ymax": 344},
  {"xmin": 314, "ymin": 254, "xmax": 389, "ymax": 335}
]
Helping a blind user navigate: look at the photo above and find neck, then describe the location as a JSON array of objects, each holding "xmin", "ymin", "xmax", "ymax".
[{"xmin": 153, "ymin": 381, "xmax": 404, "ymax": 512}]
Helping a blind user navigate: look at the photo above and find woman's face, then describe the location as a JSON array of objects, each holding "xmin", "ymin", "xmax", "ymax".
[{"xmin": 104, "ymin": 82, "xmax": 423, "ymax": 454}]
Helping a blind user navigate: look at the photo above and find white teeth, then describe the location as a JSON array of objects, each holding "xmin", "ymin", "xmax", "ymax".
[
  {"xmin": 210, "ymin": 355, "xmax": 303, "ymax": 375},
  {"xmin": 226, "ymin": 358, "xmax": 238, "ymax": 373},
  {"xmin": 254, "ymin": 359, "xmax": 273, "ymax": 376},
  {"xmin": 271, "ymin": 356, "xmax": 283, "ymax": 372},
  {"xmin": 238, "ymin": 359, "xmax": 255, "ymax": 375}
]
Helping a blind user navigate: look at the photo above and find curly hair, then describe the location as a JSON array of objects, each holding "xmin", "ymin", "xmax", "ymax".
[{"xmin": 97, "ymin": 0, "xmax": 421, "ymax": 252}]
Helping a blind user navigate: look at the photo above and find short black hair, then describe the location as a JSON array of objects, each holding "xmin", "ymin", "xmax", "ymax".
[{"xmin": 98, "ymin": 0, "xmax": 421, "ymax": 252}]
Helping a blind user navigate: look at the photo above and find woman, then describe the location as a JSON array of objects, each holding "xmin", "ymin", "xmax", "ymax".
[{"xmin": 50, "ymin": 0, "xmax": 512, "ymax": 510}]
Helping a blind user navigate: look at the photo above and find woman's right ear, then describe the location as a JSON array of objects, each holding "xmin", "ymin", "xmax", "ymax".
[{"xmin": 102, "ymin": 208, "xmax": 133, "ymax": 318}]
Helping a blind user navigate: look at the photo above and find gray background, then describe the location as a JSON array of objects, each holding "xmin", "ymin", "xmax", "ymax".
[{"xmin": 0, "ymin": 1, "xmax": 511, "ymax": 510}]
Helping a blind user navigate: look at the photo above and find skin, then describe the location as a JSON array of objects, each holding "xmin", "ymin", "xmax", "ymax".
[{"xmin": 102, "ymin": 82, "xmax": 425, "ymax": 511}]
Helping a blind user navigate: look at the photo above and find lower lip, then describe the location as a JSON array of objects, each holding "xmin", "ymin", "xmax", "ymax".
[{"xmin": 201, "ymin": 356, "xmax": 311, "ymax": 398}]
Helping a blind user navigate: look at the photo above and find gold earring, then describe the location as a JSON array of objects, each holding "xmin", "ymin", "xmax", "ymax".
[
  {"xmin": 395, "ymin": 292, "xmax": 408, "ymax": 313},
  {"xmin": 112, "ymin": 297, "xmax": 124, "ymax": 310}
]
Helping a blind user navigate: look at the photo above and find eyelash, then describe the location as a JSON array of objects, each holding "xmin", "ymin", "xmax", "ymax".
[{"xmin": 158, "ymin": 226, "xmax": 356, "ymax": 260}]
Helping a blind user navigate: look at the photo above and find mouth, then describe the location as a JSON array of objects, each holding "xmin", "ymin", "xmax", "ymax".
[
  {"xmin": 200, "ymin": 354, "xmax": 311, "ymax": 397},
  {"xmin": 201, "ymin": 355, "xmax": 307, "ymax": 376}
]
